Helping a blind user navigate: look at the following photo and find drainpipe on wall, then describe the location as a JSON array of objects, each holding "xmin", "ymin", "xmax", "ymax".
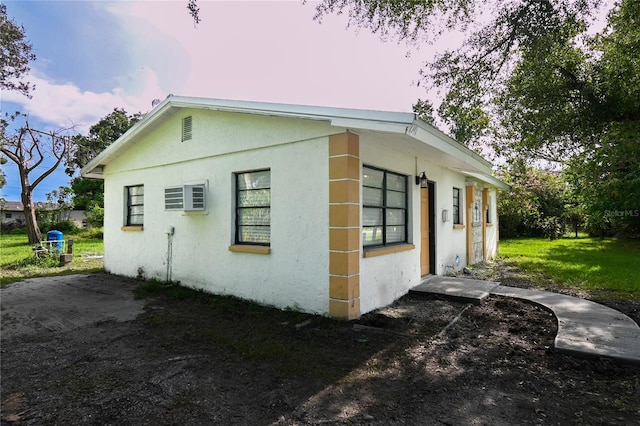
[{"xmin": 165, "ymin": 226, "xmax": 174, "ymax": 282}]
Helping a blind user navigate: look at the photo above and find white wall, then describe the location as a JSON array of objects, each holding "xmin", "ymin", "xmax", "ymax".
[
  {"xmin": 359, "ymin": 136, "xmax": 422, "ymax": 314},
  {"xmin": 416, "ymin": 161, "xmax": 469, "ymax": 275},
  {"xmin": 103, "ymin": 110, "xmax": 334, "ymax": 315},
  {"xmin": 485, "ymin": 188, "xmax": 499, "ymax": 259},
  {"xmin": 358, "ymin": 138, "xmax": 500, "ymax": 314}
]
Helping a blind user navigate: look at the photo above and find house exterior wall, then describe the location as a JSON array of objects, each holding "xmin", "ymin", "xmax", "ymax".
[
  {"xmin": 484, "ymin": 188, "xmax": 499, "ymax": 259},
  {"xmin": 97, "ymin": 105, "xmax": 504, "ymax": 319},
  {"xmin": 417, "ymin": 162, "xmax": 470, "ymax": 275},
  {"xmin": 356, "ymin": 139, "xmax": 501, "ymax": 315},
  {"xmin": 1, "ymin": 210, "xmax": 26, "ymax": 225},
  {"xmin": 359, "ymin": 136, "xmax": 420, "ymax": 314},
  {"xmin": 102, "ymin": 110, "xmax": 336, "ymax": 315}
]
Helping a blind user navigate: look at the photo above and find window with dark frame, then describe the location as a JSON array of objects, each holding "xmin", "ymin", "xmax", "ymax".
[
  {"xmin": 362, "ymin": 166, "xmax": 408, "ymax": 247},
  {"xmin": 235, "ymin": 170, "xmax": 270, "ymax": 245},
  {"xmin": 453, "ymin": 187, "xmax": 461, "ymax": 225},
  {"xmin": 126, "ymin": 185, "xmax": 144, "ymax": 226},
  {"xmin": 486, "ymin": 195, "xmax": 492, "ymax": 224}
]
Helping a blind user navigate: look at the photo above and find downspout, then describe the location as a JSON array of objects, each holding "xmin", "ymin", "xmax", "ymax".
[{"xmin": 165, "ymin": 226, "xmax": 174, "ymax": 282}]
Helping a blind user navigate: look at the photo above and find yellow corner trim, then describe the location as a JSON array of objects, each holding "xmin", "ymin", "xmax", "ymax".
[
  {"xmin": 363, "ymin": 244, "xmax": 415, "ymax": 258},
  {"xmin": 453, "ymin": 224, "xmax": 465, "ymax": 230},
  {"xmin": 228, "ymin": 245, "xmax": 271, "ymax": 255},
  {"xmin": 121, "ymin": 226, "xmax": 143, "ymax": 232}
]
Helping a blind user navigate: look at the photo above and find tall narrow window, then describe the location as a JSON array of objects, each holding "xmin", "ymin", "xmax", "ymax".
[
  {"xmin": 126, "ymin": 185, "xmax": 144, "ymax": 226},
  {"xmin": 473, "ymin": 199, "xmax": 481, "ymax": 224},
  {"xmin": 362, "ymin": 166, "xmax": 407, "ymax": 247},
  {"xmin": 453, "ymin": 187, "xmax": 461, "ymax": 225},
  {"xmin": 486, "ymin": 195, "xmax": 492, "ymax": 224},
  {"xmin": 236, "ymin": 170, "xmax": 270, "ymax": 245},
  {"xmin": 182, "ymin": 116, "xmax": 192, "ymax": 142}
]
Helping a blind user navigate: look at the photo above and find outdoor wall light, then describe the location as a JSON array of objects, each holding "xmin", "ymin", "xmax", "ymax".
[{"xmin": 415, "ymin": 171, "xmax": 428, "ymax": 187}]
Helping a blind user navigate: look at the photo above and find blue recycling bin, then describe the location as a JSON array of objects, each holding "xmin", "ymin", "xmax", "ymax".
[{"xmin": 46, "ymin": 230, "xmax": 64, "ymax": 251}]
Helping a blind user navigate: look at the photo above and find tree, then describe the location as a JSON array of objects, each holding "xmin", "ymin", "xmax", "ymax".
[
  {"xmin": 313, "ymin": 0, "xmax": 604, "ymax": 144},
  {"xmin": 68, "ymin": 108, "xmax": 141, "ymax": 227},
  {"xmin": 316, "ymin": 0, "xmax": 640, "ymax": 237},
  {"xmin": 0, "ymin": 4, "xmax": 36, "ymax": 96},
  {"xmin": 496, "ymin": 0, "xmax": 640, "ymax": 236},
  {"xmin": 497, "ymin": 162, "xmax": 568, "ymax": 239},
  {"xmin": 1, "ymin": 3, "xmax": 36, "ymax": 195},
  {"xmin": 67, "ymin": 108, "xmax": 143, "ymax": 174},
  {"xmin": 1, "ymin": 121, "xmax": 73, "ymax": 243}
]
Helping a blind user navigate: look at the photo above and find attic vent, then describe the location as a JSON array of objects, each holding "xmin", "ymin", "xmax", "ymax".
[
  {"xmin": 185, "ymin": 184, "xmax": 206, "ymax": 211},
  {"xmin": 182, "ymin": 116, "xmax": 193, "ymax": 141}
]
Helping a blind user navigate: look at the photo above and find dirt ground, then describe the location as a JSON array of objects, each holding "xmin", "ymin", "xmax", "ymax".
[{"xmin": 2, "ymin": 269, "xmax": 639, "ymax": 425}]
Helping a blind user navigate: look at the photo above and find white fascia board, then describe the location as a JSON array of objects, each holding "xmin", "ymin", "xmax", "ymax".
[
  {"xmin": 80, "ymin": 96, "xmax": 417, "ymax": 178},
  {"xmin": 408, "ymin": 120, "xmax": 493, "ymax": 173},
  {"xmin": 459, "ymin": 170, "xmax": 511, "ymax": 191},
  {"xmin": 330, "ymin": 117, "xmax": 414, "ymax": 134},
  {"xmin": 167, "ymin": 96, "xmax": 415, "ymax": 125},
  {"xmin": 80, "ymin": 99, "xmax": 177, "ymax": 178}
]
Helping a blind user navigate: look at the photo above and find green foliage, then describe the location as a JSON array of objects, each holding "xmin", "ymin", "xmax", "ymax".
[
  {"xmin": 500, "ymin": 237, "xmax": 640, "ymax": 298},
  {"xmin": 134, "ymin": 279, "xmax": 210, "ymax": 302},
  {"xmin": 86, "ymin": 201, "xmax": 104, "ymax": 228},
  {"xmin": 68, "ymin": 108, "xmax": 141, "ymax": 173},
  {"xmin": 68, "ymin": 108, "xmax": 140, "ymax": 227},
  {"xmin": 316, "ymin": 0, "xmax": 638, "ymax": 238},
  {"xmin": 41, "ymin": 220, "xmax": 79, "ymax": 234},
  {"xmin": 412, "ymin": 98, "xmax": 436, "ymax": 126},
  {"xmin": 75, "ymin": 227, "xmax": 103, "ymax": 240},
  {"xmin": 497, "ymin": 163, "xmax": 568, "ymax": 238},
  {"xmin": 0, "ymin": 231, "xmax": 104, "ymax": 286},
  {"xmin": 315, "ymin": 0, "xmax": 602, "ymax": 146},
  {"xmin": 70, "ymin": 178, "xmax": 103, "ymax": 209},
  {"xmin": 0, "ymin": 4, "xmax": 36, "ymax": 96},
  {"xmin": 495, "ymin": 0, "xmax": 640, "ymax": 237},
  {"xmin": 4, "ymin": 253, "xmax": 60, "ymax": 271}
]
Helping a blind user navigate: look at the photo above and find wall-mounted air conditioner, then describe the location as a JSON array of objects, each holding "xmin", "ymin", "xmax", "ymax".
[
  {"xmin": 165, "ymin": 183, "xmax": 206, "ymax": 212},
  {"xmin": 184, "ymin": 184, "xmax": 205, "ymax": 211}
]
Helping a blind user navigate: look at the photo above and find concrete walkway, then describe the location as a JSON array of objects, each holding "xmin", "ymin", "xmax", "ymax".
[{"xmin": 411, "ymin": 276, "xmax": 640, "ymax": 364}]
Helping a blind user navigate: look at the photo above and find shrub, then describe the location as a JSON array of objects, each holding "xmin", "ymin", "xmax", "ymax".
[{"xmin": 42, "ymin": 220, "xmax": 79, "ymax": 234}]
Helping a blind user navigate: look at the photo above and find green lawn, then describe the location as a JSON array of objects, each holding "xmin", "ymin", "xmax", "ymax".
[
  {"xmin": 1, "ymin": 229, "xmax": 104, "ymax": 287},
  {"xmin": 499, "ymin": 237, "xmax": 640, "ymax": 299}
]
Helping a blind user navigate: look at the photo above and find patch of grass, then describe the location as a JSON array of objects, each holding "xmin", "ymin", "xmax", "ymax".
[
  {"xmin": 134, "ymin": 278, "xmax": 205, "ymax": 301},
  {"xmin": 0, "ymin": 230, "xmax": 104, "ymax": 287},
  {"xmin": 499, "ymin": 237, "xmax": 640, "ymax": 299}
]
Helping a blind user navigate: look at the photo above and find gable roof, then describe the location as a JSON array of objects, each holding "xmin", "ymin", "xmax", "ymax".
[{"xmin": 81, "ymin": 96, "xmax": 509, "ymax": 190}]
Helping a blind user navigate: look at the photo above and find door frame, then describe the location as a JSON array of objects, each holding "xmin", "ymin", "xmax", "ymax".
[{"xmin": 420, "ymin": 181, "xmax": 436, "ymax": 276}]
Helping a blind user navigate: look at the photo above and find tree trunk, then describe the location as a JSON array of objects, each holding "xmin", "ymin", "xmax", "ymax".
[{"xmin": 21, "ymin": 179, "xmax": 42, "ymax": 244}]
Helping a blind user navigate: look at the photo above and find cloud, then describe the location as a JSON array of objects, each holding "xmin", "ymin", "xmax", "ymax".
[{"xmin": 2, "ymin": 68, "xmax": 164, "ymax": 133}]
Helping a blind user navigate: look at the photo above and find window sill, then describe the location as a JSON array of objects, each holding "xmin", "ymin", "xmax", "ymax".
[
  {"xmin": 121, "ymin": 226, "xmax": 143, "ymax": 232},
  {"xmin": 228, "ymin": 245, "xmax": 271, "ymax": 255},
  {"xmin": 486, "ymin": 223, "xmax": 494, "ymax": 227},
  {"xmin": 453, "ymin": 224, "xmax": 465, "ymax": 230},
  {"xmin": 363, "ymin": 243, "xmax": 415, "ymax": 258}
]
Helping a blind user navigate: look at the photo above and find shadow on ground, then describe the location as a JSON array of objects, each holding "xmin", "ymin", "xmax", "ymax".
[{"xmin": 2, "ymin": 273, "xmax": 639, "ymax": 425}]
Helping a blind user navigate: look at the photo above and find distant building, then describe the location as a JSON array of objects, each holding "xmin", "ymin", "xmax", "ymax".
[{"xmin": 0, "ymin": 201, "xmax": 87, "ymax": 229}]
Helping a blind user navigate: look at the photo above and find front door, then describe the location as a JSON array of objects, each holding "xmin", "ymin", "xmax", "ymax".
[{"xmin": 421, "ymin": 183, "xmax": 436, "ymax": 276}]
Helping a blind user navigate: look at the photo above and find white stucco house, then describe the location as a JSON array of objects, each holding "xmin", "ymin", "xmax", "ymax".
[{"xmin": 81, "ymin": 96, "xmax": 508, "ymax": 320}]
